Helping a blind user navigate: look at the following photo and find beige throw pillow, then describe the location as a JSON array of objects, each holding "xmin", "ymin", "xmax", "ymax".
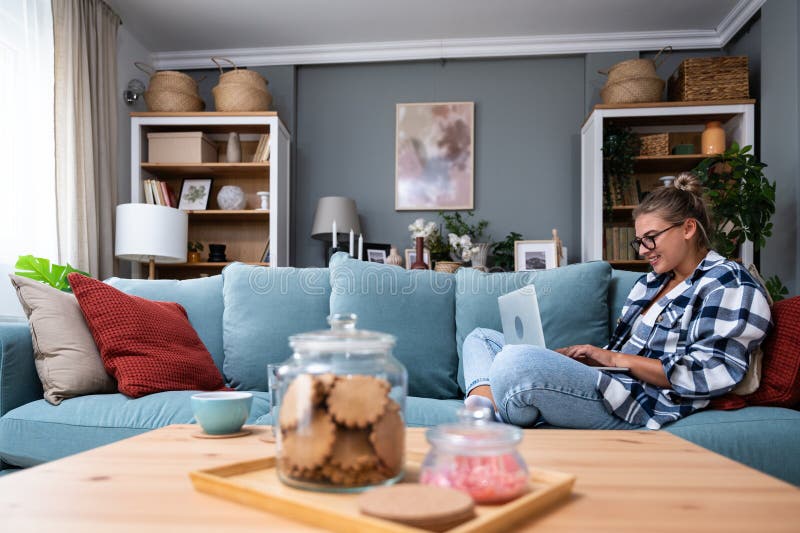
[{"xmin": 9, "ymin": 274, "xmax": 117, "ymax": 404}]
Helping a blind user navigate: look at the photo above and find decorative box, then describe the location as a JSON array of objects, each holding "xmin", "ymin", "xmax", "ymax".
[
  {"xmin": 147, "ymin": 131, "xmax": 218, "ymax": 163},
  {"xmin": 668, "ymin": 56, "xmax": 749, "ymax": 102}
]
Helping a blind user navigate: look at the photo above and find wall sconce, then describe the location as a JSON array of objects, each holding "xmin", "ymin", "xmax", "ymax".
[{"xmin": 123, "ymin": 79, "xmax": 146, "ymax": 105}]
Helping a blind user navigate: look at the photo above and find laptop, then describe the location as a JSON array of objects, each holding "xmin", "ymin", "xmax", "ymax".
[{"xmin": 497, "ymin": 286, "xmax": 628, "ymax": 372}]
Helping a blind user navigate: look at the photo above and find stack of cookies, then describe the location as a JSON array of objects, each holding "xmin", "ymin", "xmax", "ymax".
[{"xmin": 278, "ymin": 373, "xmax": 405, "ymax": 488}]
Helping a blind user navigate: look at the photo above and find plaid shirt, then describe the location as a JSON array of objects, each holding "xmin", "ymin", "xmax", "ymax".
[{"xmin": 598, "ymin": 251, "xmax": 771, "ymax": 429}]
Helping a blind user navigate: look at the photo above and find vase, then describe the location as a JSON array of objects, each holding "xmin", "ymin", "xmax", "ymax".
[
  {"xmin": 410, "ymin": 237, "xmax": 428, "ymax": 270},
  {"xmin": 701, "ymin": 121, "xmax": 725, "ymax": 155},
  {"xmin": 226, "ymin": 132, "xmax": 241, "ymax": 163},
  {"xmin": 208, "ymin": 244, "xmax": 227, "ymax": 262},
  {"xmin": 386, "ymin": 246, "xmax": 403, "ymax": 267},
  {"xmin": 470, "ymin": 242, "xmax": 491, "ymax": 272},
  {"xmin": 217, "ymin": 185, "xmax": 246, "ymax": 210},
  {"xmin": 187, "ymin": 251, "xmax": 201, "ymax": 263}
]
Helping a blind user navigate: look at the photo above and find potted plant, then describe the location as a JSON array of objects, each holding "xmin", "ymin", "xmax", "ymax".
[
  {"xmin": 490, "ymin": 231, "xmax": 524, "ymax": 272},
  {"xmin": 440, "ymin": 211, "xmax": 490, "ymax": 268},
  {"xmin": 187, "ymin": 241, "xmax": 204, "ymax": 263},
  {"xmin": 693, "ymin": 143, "xmax": 787, "ymax": 301},
  {"xmin": 603, "ymin": 126, "xmax": 640, "ymax": 211}
]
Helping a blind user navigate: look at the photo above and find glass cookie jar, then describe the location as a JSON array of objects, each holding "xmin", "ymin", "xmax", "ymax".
[
  {"xmin": 420, "ymin": 408, "xmax": 530, "ymax": 504},
  {"xmin": 274, "ymin": 313, "xmax": 407, "ymax": 492}
]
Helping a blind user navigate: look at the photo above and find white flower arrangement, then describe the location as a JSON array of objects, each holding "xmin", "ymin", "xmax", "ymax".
[
  {"xmin": 448, "ymin": 233, "xmax": 480, "ymax": 262},
  {"xmin": 408, "ymin": 218, "xmax": 438, "ymax": 240}
]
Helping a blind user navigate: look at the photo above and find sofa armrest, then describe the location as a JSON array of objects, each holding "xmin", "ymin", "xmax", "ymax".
[{"xmin": 0, "ymin": 322, "xmax": 42, "ymax": 416}]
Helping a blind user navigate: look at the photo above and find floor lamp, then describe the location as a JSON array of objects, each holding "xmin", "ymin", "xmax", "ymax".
[{"xmin": 115, "ymin": 204, "xmax": 187, "ymax": 279}]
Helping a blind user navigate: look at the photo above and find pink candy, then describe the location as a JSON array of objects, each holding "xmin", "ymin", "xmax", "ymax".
[{"xmin": 419, "ymin": 453, "xmax": 529, "ymax": 504}]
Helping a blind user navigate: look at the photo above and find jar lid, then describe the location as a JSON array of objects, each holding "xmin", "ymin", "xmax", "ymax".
[
  {"xmin": 289, "ymin": 313, "xmax": 396, "ymax": 353},
  {"xmin": 426, "ymin": 407, "xmax": 522, "ymax": 454}
]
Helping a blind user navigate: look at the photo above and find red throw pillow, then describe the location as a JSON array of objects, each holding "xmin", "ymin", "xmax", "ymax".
[
  {"xmin": 711, "ymin": 295, "xmax": 800, "ymax": 410},
  {"xmin": 68, "ymin": 273, "xmax": 226, "ymax": 398}
]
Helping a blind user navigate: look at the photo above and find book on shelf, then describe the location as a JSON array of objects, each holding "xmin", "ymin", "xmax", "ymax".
[
  {"xmin": 142, "ymin": 179, "xmax": 176, "ymax": 207},
  {"xmin": 260, "ymin": 235, "xmax": 271, "ymax": 263},
  {"xmin": 252, "ymin": 134, "xmax": 271, "ymax": 162},
  {"xmin": 604, "ymin": 227, "xmax": 614, "ymax": 261},
  {"xmin": 143, "ymin": 180, "xmax": 155, "ymax": 205}
]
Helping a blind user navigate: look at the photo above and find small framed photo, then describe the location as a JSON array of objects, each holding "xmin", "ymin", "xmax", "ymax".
[
  {"xmin": 359, "ymin": 242, "xmax": 391, "ymax": 263},
  {"xmin": 404, "ymin": 248, "xmax": 431, "ymax": 269},
  {"xmin": 514, "ymin": 240, "xmax": 559, "ymax": 271},
  {"xmin": 178, "ymin": 178, "xmax": 213, "ymax": 210}
]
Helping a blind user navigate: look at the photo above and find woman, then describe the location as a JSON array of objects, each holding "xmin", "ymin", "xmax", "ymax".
[{"xmin": 463, "ymin": 173, "xmax": 771, "ymax": 429}]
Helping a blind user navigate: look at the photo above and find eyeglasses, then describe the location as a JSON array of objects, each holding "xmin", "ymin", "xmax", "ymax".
[{"xmin": 629, "ymin": 222, "xmax": 683, "ymax": 255}]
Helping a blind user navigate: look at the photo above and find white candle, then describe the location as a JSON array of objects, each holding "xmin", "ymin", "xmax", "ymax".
[
  {"xmin": 357, "ymin": 234, "xmax": 363, "ymax": 260},
  {"xmin": 349, "ymin": 229, "xmax": 354, "ymax": 257},
  {"xmin": 332, "ymin": 220, "xmax": 337, "ymax": 248}
]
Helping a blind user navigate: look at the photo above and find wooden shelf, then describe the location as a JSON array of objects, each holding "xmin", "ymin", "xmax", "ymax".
[
  {"xmin": 593, "ymin": 99, "xmax": 755, "ymax": 111},
  {"xmin": 141, "ymin": 163, "xmax": 269, "ymax": 179},
  {"xmin": 611, "ymin": 205, "xmax": 638, "ymax": 211},
  {"xmin": 633, "ymin": 154, "xmax": 708, "ymax": 172},
  {"xmin": 156, "ymin": 262, "xmax": 269, "ymax": 269},
  {"xmin": 185, "ymin": 209, "xmax": 270, "ymax": 220}
]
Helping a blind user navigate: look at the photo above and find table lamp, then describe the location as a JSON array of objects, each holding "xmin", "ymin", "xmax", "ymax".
[
  {"xmin": 115, "ymin": 203, "xmax": 188, "ymax": 279},
  {"xmin": 311, "ymin": 197, "xmax": 361, "ymax": 264}
]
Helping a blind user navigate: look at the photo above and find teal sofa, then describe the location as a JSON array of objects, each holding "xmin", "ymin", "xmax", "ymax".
[{"xmin": 1, "ymin": 253, "xmax": 798, "ymax": 486}]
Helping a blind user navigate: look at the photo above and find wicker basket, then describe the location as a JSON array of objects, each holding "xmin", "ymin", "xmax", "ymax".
[
  {"xmin": 668, "ymin": 56, "xmax": 749, "ymax": 101},
  {"xmin": 433, "ymin": 261, "xmax": 462, "ymax": 273},
  {"xmin": 136, "ymin": 62, "xmax": 201, "ymax": 96},
  {"xmin": 600, "ymin": 46, "xmax": 671, "ymax": 83},
  {"xmin": 211, "ymin": 57, "xmax": 268, "ymax": 92},
  {"xmin": 639, "ymin": 133, "xmax": 670, "ymax": 156},
  {"xmin": 144, "ymin": 90, "xmax": 205, "ymax": 112},
  {"xmin": 212, "ymin": 83, "xmax": 272, "ymax": 112},
  {"xmin": 600, "ymin": 77, "xmax": 665, "ymax": 105}
]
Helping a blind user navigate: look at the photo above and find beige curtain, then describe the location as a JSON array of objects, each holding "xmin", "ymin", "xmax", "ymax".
[{"xmin": 53, "ymin": 0, "xmax": 119, "ymax": 279}]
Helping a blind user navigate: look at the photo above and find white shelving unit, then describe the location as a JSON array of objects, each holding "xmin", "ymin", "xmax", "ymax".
[
  {"xmin": 581, "ymin": 100, "xmax": 756, "ymax": 268},
  {"xmin": 129, "ymin": 112, "xmax": 291, "ymax": 278}
]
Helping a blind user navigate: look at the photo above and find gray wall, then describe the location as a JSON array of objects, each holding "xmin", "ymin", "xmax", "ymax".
[
  {"xmin": 294, "ymin": 57, "xmax": 585, "ymax": 267},
  {"xmin": 760, "ymin": 0, "xmax": 799, "ymax": 294}
]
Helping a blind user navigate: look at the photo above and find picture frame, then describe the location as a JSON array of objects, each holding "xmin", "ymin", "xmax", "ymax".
[
  {"xmin": 514, "ymin": 240, "xmax": 559, "ymax": 271},
  {"xmin": 362, "ymin": 242, "xmax": 391, "ymax": 264},
  {"xmin": 404, "ymin": 248, "xmax": 431, "ymax": 269},
  {"xmin": 395, "ymin": 102, "xmax": 474, "ymax": 211},
  {"xmin": 178, "ymin": 178, "xmax": 213, "ymax": 210}
]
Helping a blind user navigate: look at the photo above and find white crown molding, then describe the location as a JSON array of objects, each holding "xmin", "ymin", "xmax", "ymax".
[
  {"xmin": 152, "ymin": 4, "xmax": 762, "ymax": 70},
  {"xmin": 717, "ymin": 0, "xmax": 766, "ymax": 47}
]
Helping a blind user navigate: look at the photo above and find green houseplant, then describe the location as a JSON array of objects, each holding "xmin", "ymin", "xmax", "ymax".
[
  {"xmin": 14, "ymin": 255, "xmax": 90, "ymax": 292},
  {"xmin": 693, "ymin": 143, "xmax": 785, "ymax": 301},
  {"xmin": 491, "ymin": 231, "xmax": 523, "ymax": 271}
]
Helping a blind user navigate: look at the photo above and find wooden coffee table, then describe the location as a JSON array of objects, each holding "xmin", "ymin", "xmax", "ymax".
[{"xmin": 0, "ymin": 425, "xmax": 797, "ymax": 531}]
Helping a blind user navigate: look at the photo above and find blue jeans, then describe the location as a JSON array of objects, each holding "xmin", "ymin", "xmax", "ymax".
[{"xmin": 462, "ymin": 328, "xmax": 640, "ymax": 429}]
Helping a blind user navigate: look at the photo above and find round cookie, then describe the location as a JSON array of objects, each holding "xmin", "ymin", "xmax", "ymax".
[
  {"xmin": 327, "ymin": 375, "xmax": 390, "ymax": 428},
  {"xmin": 279, "ymin": 374, "xmax": 317, "ymax": 430},
  {"xmin": 370, "ymin": 400, "xmax": 404, "ymax": 474},
  {"xmin": 358, "ymin": 484, "xmax": 475, "ymax": 530},
  {"xmin": 329, "ymin": 427, "xmax": 379, "ymax": 471},
  {"xmin": 281, "ymin": 409, "xmax": 336, "ymax": 471}
]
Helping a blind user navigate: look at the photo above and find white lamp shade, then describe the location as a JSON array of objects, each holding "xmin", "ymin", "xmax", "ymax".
[
  {"xmin": 311, "ymin": 196, "xmax": 361, "ymax": 239},
  {"xmin": 115, "ymin": 203, "xmax": 188, "ymax": 263}
]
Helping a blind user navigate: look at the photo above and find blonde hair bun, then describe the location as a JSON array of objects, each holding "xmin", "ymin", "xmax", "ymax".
[{"xmin": 673, "ymin": 172, "xmax": 703, "ymax": 196}]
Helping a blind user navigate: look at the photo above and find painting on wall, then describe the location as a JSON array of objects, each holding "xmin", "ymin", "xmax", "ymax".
[{"xmin": 395, "ymin": 102, "xmax": 474, "ymax": 211}]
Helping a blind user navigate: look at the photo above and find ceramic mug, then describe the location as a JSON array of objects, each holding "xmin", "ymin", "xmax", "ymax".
[{"xmin": 191, "ymin": 391, "xmax": 253, "ymax": 435}]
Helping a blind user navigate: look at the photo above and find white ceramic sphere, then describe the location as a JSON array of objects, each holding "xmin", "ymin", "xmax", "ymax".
[{"xmin": 217, "ymin": 185, "xmax": 246, "ymax": 210}]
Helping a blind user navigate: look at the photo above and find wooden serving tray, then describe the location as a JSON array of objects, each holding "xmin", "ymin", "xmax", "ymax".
[{"xmin": 189, "ymin": 454, "xmax": 576, "ymax": 532}]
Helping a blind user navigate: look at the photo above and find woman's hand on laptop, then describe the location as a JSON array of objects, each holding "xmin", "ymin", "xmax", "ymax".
[{"xmin": 555, "ymin": 344, "xmax": 619, "ymax": 367}]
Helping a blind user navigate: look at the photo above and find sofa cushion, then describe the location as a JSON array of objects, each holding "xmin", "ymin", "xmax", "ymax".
[
  {"xmin": 711, "ymin": 296, "xmax": 800, "ymax": 410},
  {"xmin": 454, "ymin": 262, "xmax": 613, "ymax": 392},
  {"xmin": 665, "ymin": 406, "xmax": 800, "ymax": 486},
  {"xmin": 105, "ymin": 275, "xmax": 225, "ymax": 373},
  {"xmin": 221, "ymin": 263, "xmax": 331, "ymax": 391},
  {"xmin": 0, "ymin": 391, "xmax": 271, "ymax": 467},
  {"xmin": 69, "ymin": 274, "xmax": 225, "ymax": 398},
  {"xmin": 328, "ymin": 253, "xmax": 460, "ymax": 400},
  {"xmin": 9, "ymin": 275, "xmax": 116, "ymax": 405},
  {"xmin": 608, "ymin": 269, "xmax": 642, "ymax": 336}
]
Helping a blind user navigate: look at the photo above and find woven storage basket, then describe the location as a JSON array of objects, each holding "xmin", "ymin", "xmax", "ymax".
[
  {"xmin": 639, "ymin": 133, "xmax": 670, "ymax": 156},
  {"xmin": 212, "ymin": 83, "xmax": 271, "ymax": 112},
  {"xmin": 600, "ymin": 46, "xmax": 670, "ymax": 83},
  {"xmin": 136, "ymin": 62, "xmax": 201, "ymax": 96},
  {"xmin": 211, "ymin": 57, "xmax": 268, "ymax": 92},
  {"xmin": 600, "ymin": 77, "xmax": 665, "ymax": 105},
  {"xmin": 668, "ymin": 56, "xmax": 749, "ymax": 101},
  {"xmin": 144, "ymin": 90, "xmax": 205, "ymax": 112}
]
